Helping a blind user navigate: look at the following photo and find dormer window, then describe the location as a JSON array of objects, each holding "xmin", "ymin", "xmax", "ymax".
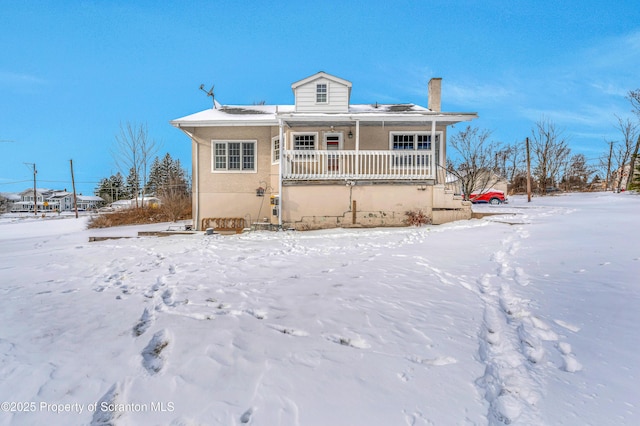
[{"xmin": 316, "ymin": 83, "xmax": 327, "ymax": 103}]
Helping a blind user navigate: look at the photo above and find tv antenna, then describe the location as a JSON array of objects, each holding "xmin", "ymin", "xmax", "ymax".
[{"xmin": 199, "ymin": 84, "xmax": 216, "ymax": 108}]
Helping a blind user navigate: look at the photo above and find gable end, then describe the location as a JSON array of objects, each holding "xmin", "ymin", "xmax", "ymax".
[{"xmin": 292, "ymin": 72, "xmax": 352, "ymax": 113}]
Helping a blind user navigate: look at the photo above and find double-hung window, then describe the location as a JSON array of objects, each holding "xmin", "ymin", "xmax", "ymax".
[
  {"xmin": 294, "ymin": 134, "xmax": 316, "ymax": 150},
  {"xmin": 213, "ymin": 140, "xmax": 256, "ymax": 172},
  {"xmin": 316, "ymin": 83, "xmax": 327, "ymax": 103},
  {"xmin": 291, "ymin": 133, "xmax": 317, "ymax": 161},
  {"xmin": 272, "ymin": 137, "xmax": 280, "ymax": 164},
  {"xmin": 390, "ymin": 132, "xmax": 440, "ymax": 167}
]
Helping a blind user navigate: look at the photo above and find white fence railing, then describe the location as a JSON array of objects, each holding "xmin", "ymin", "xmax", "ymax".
[{"xmin": 282, "ymin": 150, "xmax": 435, "ymax": 180}]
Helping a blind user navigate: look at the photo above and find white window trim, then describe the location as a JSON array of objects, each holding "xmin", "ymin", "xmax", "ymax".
[
  {"xmin": 271, "ymin": 136, "xmax": 280, "ymax": 164},
  {"xmin": 211, "ymin": 140, "xmax": 258, "ymax": 173},
  {"xmin": 389, "ymin": 131, "xmax": 442, "ymax": 150},
  {"xmin": 316, "ymin": 83, "xmax": 328, "ymax": 104},
  {"xmin": 290, "ymin": 132, "xmax": 319, "ymax": 161},
  {"xmin": 389, "ymin": 131, "xmax": 442, "ymax": 168},
  {"xmin": 291, "ymin": 132, "xmax": 318, "ymax": 150}
]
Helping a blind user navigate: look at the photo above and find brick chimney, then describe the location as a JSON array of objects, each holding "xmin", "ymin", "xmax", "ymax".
[{"xmin": 428, "ymin": 78, "xmax": 442, "ymax": 112}]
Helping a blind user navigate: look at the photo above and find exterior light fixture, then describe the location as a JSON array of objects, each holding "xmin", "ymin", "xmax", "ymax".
[
  {"xmin": 256, "ymin": 187, "xmax": 265, "ymax": 197},
  {"xmin": 348, "ymin": 131, "xmax": 353, "ymax": 139}
]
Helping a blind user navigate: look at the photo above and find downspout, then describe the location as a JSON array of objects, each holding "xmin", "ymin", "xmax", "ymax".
[
  {"xmin": 194, "ymin": 138, "xmax": 199, "ymax": 230},
  {"xmin": 177, "ymin": 124, "xmax": 199, "ymax": 230},
  {"xmin": 278, "ymin": 118, "xmax": 284, "ymax": 228}
]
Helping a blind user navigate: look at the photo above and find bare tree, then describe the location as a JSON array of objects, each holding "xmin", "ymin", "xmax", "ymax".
[
  {"xmin": 113, "ymin": 122, "xmax": 158, "ymax": 208},
  {"xmin": 611, "ymin": 115, "xmax": 638, "ymax": 190},
  {"xmin": 446, "ymin": 126, "xmax": 502, "ymax": 201},
  {"xmin": 626, "ymin": 89, "xmax": 640, "ymax": 189},
  {"xmin": 497, "ymin": 142, "xmax": 527, "ymax": 188},
  {"xmin": 530, "ymin": 118, "xmax": 571, "ymax": 193},
  {"xmin": 563, "ymin": 153, "xmax": 594, "ymax": 191}
]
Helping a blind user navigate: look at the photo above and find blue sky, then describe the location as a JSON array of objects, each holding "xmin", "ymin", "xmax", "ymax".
[{"xmin": 1, "ymin": 1, "xmax": 639, "ymax": 196}]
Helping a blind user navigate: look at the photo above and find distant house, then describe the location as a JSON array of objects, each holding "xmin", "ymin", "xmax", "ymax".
[
  {"xmin": 172, "ymin": 71, "xmax": 478, "ymax": 231},
  {"xmin": 10, "ymin": 188, "xmax": 104, "ymax": 212},
  {"xmin": 77, "ymin": 195, "xmax": 106, "ymax": 210},
  {"xmin": 0, "ymin": 192, "xmax": 20, "ymax": 213},
  {"xmin": 447, "ymin": 171, "xmax": 509, "ymax": 196},
  {"xmin": 110, "ymin": 196, "xmax": 161, "ymax": 210}
]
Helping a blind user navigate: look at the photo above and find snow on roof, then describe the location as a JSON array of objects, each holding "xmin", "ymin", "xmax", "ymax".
[
  {"xmin": 77, "ymin": 195, "xmax": 104, "ymax": 201},
  {"xmin": 0, "ymin": 192, "xmax": 21, "ymax": 201},
  {"xmin": 170, "ymin": 102, "xmax": 461, "ymax": 127}
]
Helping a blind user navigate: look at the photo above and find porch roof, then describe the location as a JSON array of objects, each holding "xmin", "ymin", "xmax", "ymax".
[{"xmin": 171, "ymin": 103, "xmax": 477, "ymax": 128}]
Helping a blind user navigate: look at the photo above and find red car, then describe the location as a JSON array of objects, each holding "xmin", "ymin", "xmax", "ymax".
[{"xmin": 468, "ymin": 190, "xmax": 507, "ymax": 205}]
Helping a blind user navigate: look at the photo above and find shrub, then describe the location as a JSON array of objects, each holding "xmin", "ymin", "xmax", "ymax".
[
  {"xmin": 88, "ymin": 204, "xmax": 191, "ymax": 229},
  {"xmin": 404, "ymin": 209, "xmax": 431, "ymax": 226}
]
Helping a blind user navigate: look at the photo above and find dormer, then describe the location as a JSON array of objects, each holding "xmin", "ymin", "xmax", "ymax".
[{"xmin": 291, "ymin": 72, "xmax": 352, "ymax": 113}]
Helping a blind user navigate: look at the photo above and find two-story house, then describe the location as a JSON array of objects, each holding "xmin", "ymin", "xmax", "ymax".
[
  {"xmin": 171, "ymin": 72, "xmax": 478, "ymax": 231},
  {"xmin": 11, "ymin": 189, "xmax": 104, "ymax": 212}
]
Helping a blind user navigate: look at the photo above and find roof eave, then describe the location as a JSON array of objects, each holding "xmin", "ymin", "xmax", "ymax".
[
  {"xmin": 277, "ymin": 112, "xmax": 478, "ymax": 122},
  {"xmin": 170, "ymin": 119, "xmax": 279, "ymax": 128}
]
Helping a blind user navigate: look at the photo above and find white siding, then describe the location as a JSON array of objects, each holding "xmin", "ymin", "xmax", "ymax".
[{"xmin": 294, "ymin": 77, "xmax": 350, "ymax": 113}]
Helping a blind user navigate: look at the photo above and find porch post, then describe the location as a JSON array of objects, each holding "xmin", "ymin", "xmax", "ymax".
[
  {"xmin": 194, "ymin": 138, "xmax": 200, "ymax": 229},
  {"xmin": 355, "ymin": 119, "xmax": 360, "ymax": 175},
  {"xmin": 278, "ymin": 119, "xmax": 284, "ymax": 228},
  {"xmin": 430, "ymin": 119, "xmax": 437, "ymax": 182}
]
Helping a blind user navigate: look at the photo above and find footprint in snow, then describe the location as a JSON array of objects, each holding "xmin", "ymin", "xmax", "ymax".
[
  {"xmin": 91, "ymin": 382, "xmax": 127, "ymax": 426},
  {"xmin": 240, "ymin": 407, "xmax": 254, "ymax": 423},
  {"xmin": 246, "ymin": 308, "xmax": 268, "ymax": 320},
  {"xmin": 142, "ymin": 329, "xmax": 171, "ymax": 375},
  {"xmin": 408, "ymin": 355, "xmax": 457, "ymax": 366},
  {"xmin": 557, "ymin": 342, "xmax": 583, "ymax": 373},
  {"xmin": 269, "ymin": 324, "xmax": 309, "ymax": 337},
  {"xmin": 132, "ymin": 307, "xmax": 155, "ymax": 337},
  {"xmin": 162, "ymin": 288, "xmax": 175, "ymax": 306},
  {"xmin": 325, "ymin": 334, "xmax": 370, "ymax": 349}
]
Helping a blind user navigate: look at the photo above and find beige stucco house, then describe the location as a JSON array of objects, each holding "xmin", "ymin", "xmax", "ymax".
[{"xmin": 171, "ymin": 72, "xmax": 478, "ymax": 231}]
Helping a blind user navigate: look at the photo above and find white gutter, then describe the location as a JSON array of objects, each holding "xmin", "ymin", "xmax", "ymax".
[
  {"xmin": 170, "ymin": 119, "xmax": 279, "ymax": 127},
  {"xmin": 278, "ymin": 112, "xmax": 478, "ymax": 123}
]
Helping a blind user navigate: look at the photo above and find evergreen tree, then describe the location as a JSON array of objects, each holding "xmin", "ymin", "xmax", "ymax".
[
  {"xmin": 125, "ymin": 166, "xmax": 140, "ymax": 204},
  {"xmin": 94, "ymin": 172, "xmax": 126, "ymax": 203},
  {"xmin": 145, "ymin": 153, "xmax": 189, "ymax": 198},
  {"xmin": 110, "ymin": 172, "xmax": 126, "ymax": 201},
  {"xmin": 145, "ymin": 156, "xmax": 163, "ymax": 195}
]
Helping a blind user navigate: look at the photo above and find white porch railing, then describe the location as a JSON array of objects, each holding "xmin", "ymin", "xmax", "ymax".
[{"xmin": 282, "ymin": 150, "xmax": 435, "ymax": 180}]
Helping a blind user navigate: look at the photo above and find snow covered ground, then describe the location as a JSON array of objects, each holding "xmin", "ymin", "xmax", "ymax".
[{"xmin": 0, "ymin": 192, "xmax": 638, "ymax": 425}]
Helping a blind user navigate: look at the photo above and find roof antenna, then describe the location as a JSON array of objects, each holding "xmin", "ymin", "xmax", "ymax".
[{"xmin": 199, "ymin": 84, "xmax": 216, "ymax": 109}]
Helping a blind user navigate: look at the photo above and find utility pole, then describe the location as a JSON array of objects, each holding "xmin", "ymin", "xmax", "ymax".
[
  {"xmin": 606, "ymin": 141, "xmax": 614, "ymax": 191},
  {"xmin": 526, "ymin": 137, "xmax": 532, "ymax": 202},
  {"xmin": 24, "ymin": 163, "xmax": 38, "ymax": 215},
  {"xmin": 70, "ymin": 159, "xmax": 78, "ymax": 218}
]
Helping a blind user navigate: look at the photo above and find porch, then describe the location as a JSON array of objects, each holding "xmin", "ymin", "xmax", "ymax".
[{"xmin": 282, "ymin": 149, "xmax": 436, "ymax": 180}]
